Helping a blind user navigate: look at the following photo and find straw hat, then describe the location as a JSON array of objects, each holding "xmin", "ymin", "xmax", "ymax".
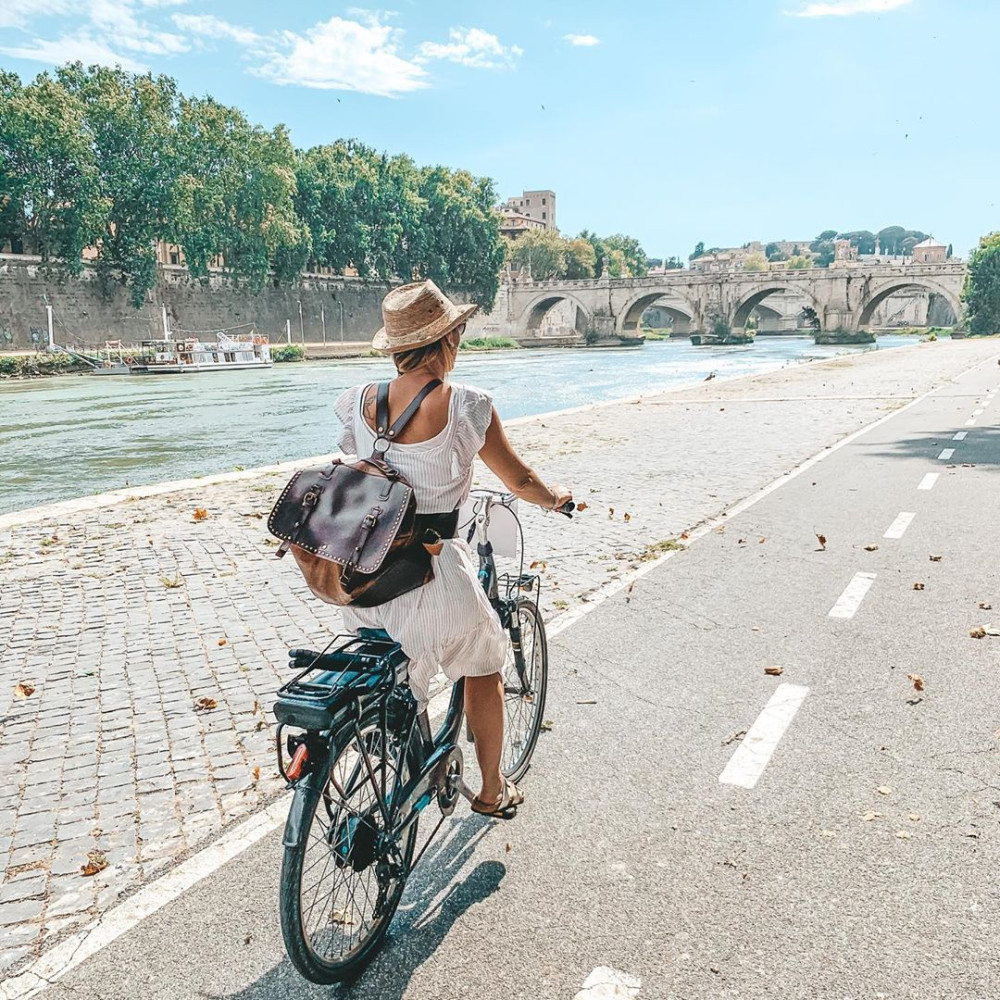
[{"xmin": 372, "ymin": 280, "xmax": 478, "ymax": 353}]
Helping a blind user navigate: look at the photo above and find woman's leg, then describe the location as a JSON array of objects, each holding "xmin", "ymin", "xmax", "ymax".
[{"xmin": 464, "ymin": 672, "xmax": 504, "ymax": 802}]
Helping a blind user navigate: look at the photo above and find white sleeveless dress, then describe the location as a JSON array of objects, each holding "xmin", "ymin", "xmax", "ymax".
[{"xmin": 332, "ymin": 381, "xmax": 509, "ymax": 705}]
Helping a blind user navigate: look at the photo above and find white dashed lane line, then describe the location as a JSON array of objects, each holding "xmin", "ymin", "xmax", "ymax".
[
  {"xmin": 953, "ymin": 431, "xmax": 968, "ymax": 441},
  {"xmin": 965, "ymin": 418, "xmax": 977, "ymax": 427},
  {"xmin": 719, "ymin": 683, "xmax": 811, "ymax": 789},
  {"xmin": 884, "ymin": 511, "xmax": 916, "ymax": 539},
  {"xmin": 973, "ymin": 408, "xmax": 984, "ymax": 416},
  {"xmin": 918, "ymin": 473, "xmax": 939, "ymax": 491},
  {"xmin": 829, "ymin": 572, "xmax": 877, "ymax": 619},
  {"xmin": 938, "ymin": 448, "xmax": 955, "ymax": 461}
]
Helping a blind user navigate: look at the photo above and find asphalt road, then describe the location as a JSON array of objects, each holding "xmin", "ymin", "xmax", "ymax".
[{"xmin": 21, "ymin": 356, "xmax": 1000, "ymax": 1000}]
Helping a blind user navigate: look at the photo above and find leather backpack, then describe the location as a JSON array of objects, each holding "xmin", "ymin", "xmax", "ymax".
[{"xmin": 268, "ymin": 379, "xmax": 449, "ymax": 607}]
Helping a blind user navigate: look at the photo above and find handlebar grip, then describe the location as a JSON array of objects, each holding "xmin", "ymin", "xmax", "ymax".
[{"xmin": 555, "ymin": 500, "xmax": 575, "ymax": 518}]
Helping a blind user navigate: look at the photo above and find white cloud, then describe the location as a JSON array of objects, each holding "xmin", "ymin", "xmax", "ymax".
[
  {"xmin": 173, "ymin": 13, "xmax": 260, "ymax": 47},
  {"xmin": 251, "ymin": 16, "xmax": 428, "ymax": 97},
  {"xmin": 0, "ymin": 33, "xmax": 148, "ymax": 71},
  {"xmin": 0, "ymin": 0, "xmax": 73, "ymax": 30},
  {"xmin": 417, "ymin": 27, "xmax": 522, "ymax": 69},
  {"xmin": 790, "ymin": 0, "xmax": 912, "ymax": 16},
  {"xmin": 564, "ymin": 33, "xmax": 600, "ymax": 46}
]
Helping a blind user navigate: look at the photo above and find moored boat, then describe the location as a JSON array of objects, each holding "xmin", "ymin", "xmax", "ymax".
[{"xmin": 130, "ymin": 332, "xmax": 273, "ymax": 374}]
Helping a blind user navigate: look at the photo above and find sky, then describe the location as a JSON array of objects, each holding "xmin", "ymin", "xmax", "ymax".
[{"xmin": 1, "ymin": 0, "xmax": 997, "ymax": 259}]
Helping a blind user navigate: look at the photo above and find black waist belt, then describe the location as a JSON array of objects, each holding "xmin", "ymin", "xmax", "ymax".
[{"xmin": 414, "ymin": 509, "xmax": 459, "ymax": 541}]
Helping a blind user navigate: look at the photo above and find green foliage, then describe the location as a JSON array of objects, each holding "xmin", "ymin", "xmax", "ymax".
[
  {"xmin": 271, "ymin": 343, "xmax": 305, "ymax": 362},
  {"xmin": 604, "ymin": 248, "xmax": 626, "ymax": 278},
  {"xmin": 876, "ymin": 225, "xmax": 928, "ymax": 256},
  {"xmin": 742, "ymin": 253, "xmax": 768, "ymax": 272},
  {"xmin": 563, "ymin": 237, "xmax": 596, "ymax": 279},
  {"xmin": 459, "ymin": 336, "xmax": 519, "ymax": 351},
  {"xmin": 602, "ymin": 234, "xmax": 648, "ymax": 277},
  {"xmin": 709, "ymin": 314, "xmax": 731, "ymax": 339},
  {"xmin": 817, "ymin": 229, "xmax": 838, "ymax": 241},
  {"xmin": 689, "ymin": 241, "xmax": 705, "ymax": 261},
  {"xmin": 962, "ymin": 232, "xmax": 1000, "ymax": 336},
  {"xmin": 787, "ymin": 255, "xmax": 812, "ymax": 270},
  {"xmin": 507, "ymin": 228, "xmax": 566, "ymax": 279},
  {"xmin": 0, "ymin": 351, "xmax": 90, "ymax": 377},
  {"xmin": 583, "ymin": 329, "xmax": 601, "ymax": 346},
  {"xmin": 0, "ymin": 64, "xmax": 506, "ymax": 312},
  {"xmin": 837, "ymin": 230, "xmax": 875, "ymax": 255}
]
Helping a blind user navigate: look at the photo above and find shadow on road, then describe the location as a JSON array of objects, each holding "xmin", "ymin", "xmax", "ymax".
[
  {"xmin": 870, "ymin": 426, "xmax": 1000, "ymax": 468},
  {"xmin": 224, "ymin": 814, "xmax": 504, "ymax": 999}
]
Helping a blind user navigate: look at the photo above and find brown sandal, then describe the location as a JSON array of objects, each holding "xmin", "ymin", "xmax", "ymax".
[{"xmin": 471, "ymin": 777, "xmax": 523, "ymax": 817}]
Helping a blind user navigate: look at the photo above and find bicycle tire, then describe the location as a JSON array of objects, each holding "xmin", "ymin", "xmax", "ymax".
[
  {"xmin": 279, "ymin": 705, "xmax": 419, "ymax": 983},
  {"xmin": 501, "ymin": 598, "xmax": 549, "ymax": 783}
]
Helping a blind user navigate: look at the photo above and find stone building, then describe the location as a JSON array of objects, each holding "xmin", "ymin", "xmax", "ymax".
[
  {"xmin": 500, "ymin": 211, "xmax": 547, "ymax": 241},
  {"xmin": 504, "ymin": 189, "xmax": 556, "ymax": 230},
  {"xmin": 911, "ymin": 237, "xmax": 947, "ymax": 264}
]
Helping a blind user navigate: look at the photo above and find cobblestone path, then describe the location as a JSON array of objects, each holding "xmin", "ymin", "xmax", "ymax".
[{"xmin": 1, "ymin": 337, "xmax": 997, "ymax": 973}]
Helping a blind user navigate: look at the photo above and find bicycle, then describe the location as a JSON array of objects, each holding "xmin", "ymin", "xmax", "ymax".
[{"xmin": 273, "ymin": 489, "xmax": 573, "ymax": 983}]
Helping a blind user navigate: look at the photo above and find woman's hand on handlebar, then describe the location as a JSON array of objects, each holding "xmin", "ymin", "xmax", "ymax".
[{"xmin": 549, "ymin": 484, "xmax": 573, "ymax": 513}]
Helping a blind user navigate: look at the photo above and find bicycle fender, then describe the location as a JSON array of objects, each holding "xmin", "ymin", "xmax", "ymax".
[{"xmin": 283, "ymin": 772, "xmax": 322, "ymax": 850}]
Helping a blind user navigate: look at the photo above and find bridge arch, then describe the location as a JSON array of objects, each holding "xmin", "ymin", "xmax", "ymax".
[
  {"xmin": 519, "ymin": 292, "xmax": 592, "ymax": 338},
  {"xmin": 619, "ymin": 292, "xmax": 696, "ymax": 334},
  {"xmin": 857, "ymin": 278, "xmax": 961, "ymax": 329},
  {"xmin": 732, "ymin": 284, "xmax": 821, "ymax": 331}
]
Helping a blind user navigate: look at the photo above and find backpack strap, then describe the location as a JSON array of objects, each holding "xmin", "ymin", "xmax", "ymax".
[{"xmin": 371, "ymin": 379, "xmax": 442, "ymax": 461}]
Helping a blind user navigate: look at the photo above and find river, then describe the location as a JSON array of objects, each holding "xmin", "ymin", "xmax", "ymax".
[{"xmin": 0, "ymin": 335, "xmax": 917, "ymax": 515}]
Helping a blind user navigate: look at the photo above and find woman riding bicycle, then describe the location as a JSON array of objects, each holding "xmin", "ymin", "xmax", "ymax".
[{"xmin": 333, "ymin": 279, "xmax": 571, "ymax": 818}]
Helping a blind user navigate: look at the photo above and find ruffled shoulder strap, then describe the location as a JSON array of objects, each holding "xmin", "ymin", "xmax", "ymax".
[
  {"xmin": 333, "ymin": 385, "xmax": 360, "ymax": 456},
  {"xmin": 452, "ymin": 382, "xmax": 494, "ymax": 466}
]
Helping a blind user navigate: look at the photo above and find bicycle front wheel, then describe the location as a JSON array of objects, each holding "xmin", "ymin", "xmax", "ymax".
[
  {"xmin": 501, "ymin": 598, "xmax": 549, "ymax": 783},
  {"xmin": 279, "ymin": 707, "xmax": 418, "ymax": 984}
]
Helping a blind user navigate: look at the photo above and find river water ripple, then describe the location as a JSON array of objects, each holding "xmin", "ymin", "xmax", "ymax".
[{"xmin": 0, "ymin": 335, "xmax": 916, "ymax": 515}]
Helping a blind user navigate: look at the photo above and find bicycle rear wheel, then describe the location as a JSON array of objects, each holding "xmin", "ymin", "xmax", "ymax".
[
  {"xmin": 500, "ymin": 598, "xmax": 548, "ymax": 783},
  {"xmin": 279, "ymin": 706, "xmax": 418, "ymax": 984}
]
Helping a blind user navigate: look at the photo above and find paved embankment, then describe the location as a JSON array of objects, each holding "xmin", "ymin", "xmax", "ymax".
[{"xmin": 0, "ymin": 337, "xmax": 997, "ymax": 976}]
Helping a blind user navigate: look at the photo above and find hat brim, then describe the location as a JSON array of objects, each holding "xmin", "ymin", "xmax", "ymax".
[{"xmin": 372, "ymin": 302, "xmax": 478, "ymax": 353}]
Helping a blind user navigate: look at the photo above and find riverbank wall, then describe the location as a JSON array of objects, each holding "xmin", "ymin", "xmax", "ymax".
[{"xmin": 0, "ymin": 255, "xmax": 395, "ymax": 350}]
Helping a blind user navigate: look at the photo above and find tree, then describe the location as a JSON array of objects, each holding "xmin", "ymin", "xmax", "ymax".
[
  {"xmin": 876, "ymin": 226, "xmax": 907, "ymax": 256},
  {"xmin": 506, "ymin": 228, "xmax": 566, "ymax": 280},
  {"xmin": 0, "ymin": 70, "xmax": 103, "ymax": 270},
  {"xmin": 962, "ymin": 232, "xmax": 1000, "ymax": 336},
  {"xmin": 172, "ymin": 97, "xmax": 308, "ymax": 290},
  {"xmin": 765, "ymin": 242, "xmax": 786, "ymax": 262},
  {"xmin": 837, "ymin": 230, "xmax": 875, "ymax": 255},
  {"xmin": 787, "ymin": 255, "xmax": 813, "ymax": 270},
  {"xmin": 577, "ymin": 229, "xmax": 606, "ymax": 276},
  {"xmin": 57, "ymin": 64, "xmax": 181, "ymax": 306},
  {"xmin": 947, "ymin": 243, "xmax": 953, "ymax": 259},
  {"xmin": 604, "ymin": 248, "xmax": 626, "ymax": 278},
  {"xmin": 563, "ymin": 237, "xmax": 596, "ymax": 279},
  {"xmin": 664, "ymin": 255, "xmax": 684, "ymax": 270},
  {"xmin": 743, "ymin": 253, "xmax": 768, "ymax": 272},
  {"xmin": 602, "ymin": 233, "xmax": 647, "ymax": 277},
  {"xmin": 416, "ymin": 167, "xmax": 504, "ymax": 309},
  {"xmin": 689, "ymin": 241, "xmax": 705, "ymax": 261},
  {"xmin": 817, "ymin": 229, "xmax": 837, "ymax": 241}
]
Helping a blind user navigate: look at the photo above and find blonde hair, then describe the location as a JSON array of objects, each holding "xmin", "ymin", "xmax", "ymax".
[{"xmin": 391, "ymin": 325, "xmax": 462, "ymax": 374}]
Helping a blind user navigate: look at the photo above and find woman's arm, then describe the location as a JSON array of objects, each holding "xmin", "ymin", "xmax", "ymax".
[{"xmin": 478, "ymin": 408, "xmax": 572, "ymax": 510}]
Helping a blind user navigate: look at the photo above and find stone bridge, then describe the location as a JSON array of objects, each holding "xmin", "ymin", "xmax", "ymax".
[{"xmin": 495, "ymin": 263, "xmax": 966, "ymax": 338}]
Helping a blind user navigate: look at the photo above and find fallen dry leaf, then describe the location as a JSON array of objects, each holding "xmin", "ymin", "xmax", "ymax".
[
  {"xmin": 330, "ymin": 908, "xmax": 354, "ymax": 926},
  {"xmin": 738, "ymin": 538, "xmax": 747, "ymax": 546},
  {"xmin": 80, "ymin": 850, "xmax": 108, "ymax": 877},
  {"xmin": 607, "ymin": 507, "xmax": 615, "ymax": 519},
  {"xmin": 913, "ymin": 582, "xmax": 925, "ymax": 591},
  {"xmin": 895, "ymin": 830, "xmax": 911, "ymax": 840},
  {"xmin": 758, "ymin": 537, "xmax": 767, "ymax": 544},
  {"xmin": 193, "ymin": 508, "xmax": 209, "ymax": 521},
  {"xmin": 970, "ymin": 627, "xmax": 987, "ymax": 639},
  {"xmin": 815, "ymin": 533, "xmax": 827, "ymax": 550},
  {"xmin": 862, "ymin": 811, "xmax": 881, "ymax": 822},
  {"xmin": 252, "ymin": 766, "xmax": 261, "ymax": 782},
  {"xmin": 764, "ymin": 666, "xmax": 784, "ymax": 677},
  {"xmin": 979, "ymin": 602, "xmax": 993, "ymax": 610},
  {"xmin": 863, "ymin": 544, "xmax": 879, "ymax": 552},
  {"xmin": 906, "ymin": 673, "xmax": 925, "ymax": 693},
  {"xmin": 194, "ymin": 696, "xmax": 218, "ymax": 711},
  {"xmin": 505, "ymin": 843, "xmax": 512, "ymax": 854},
  {"xmin": 909, "ymin": 813, "xmax": 921, "ymax": 822},
  {"xmin": 680, "ymin": 531, "xmax": 690, "ymax": 540},
  {"xmin": 217, "ymin": 638, "xmax": 227, "ymax": 647},
  {"xmin": 625, "ymin": 580, "xmax": 636, "ymax": 604},
  {"xmin": 243, "ymin": 933, "xmax": 253, "ymax": 946},
  {"xmin": 876, "ymin": 786, "xmax": 893, "ymax": 796},
  {"xmin": 13, "ymin": 682, "xmax": 35, "ymax": 700},
  {"xmin": 575, "ymin": 502, "xmax": 588, "ymax": 512},
  {"xmin": 539, "ymin": 719, "xmax": 554, "ymax": 732},
  {"xmin": 623, "ymin": 512, "xmax": 631, "ymax": 523},
  {"xmin": 714, "ymin": 524, "xmax": 727, "ymax": 534},
  {"xmin": 722, "ymin": 729, "xmax": 746, "ymax": 746},
  {"xmin": 751, "ymin": 625, "xmax": 761, "ymax": 632},
  {"xmin": 929, "ymin": 554, "xmax": 942, "ymax": 562},
  {"xmin": 820, "ymin": 830, "xmax": 835, "ymax": 838},
  {"xmin": 576, "ymin": 699, "xmax": 597, "ymax": 705}
]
